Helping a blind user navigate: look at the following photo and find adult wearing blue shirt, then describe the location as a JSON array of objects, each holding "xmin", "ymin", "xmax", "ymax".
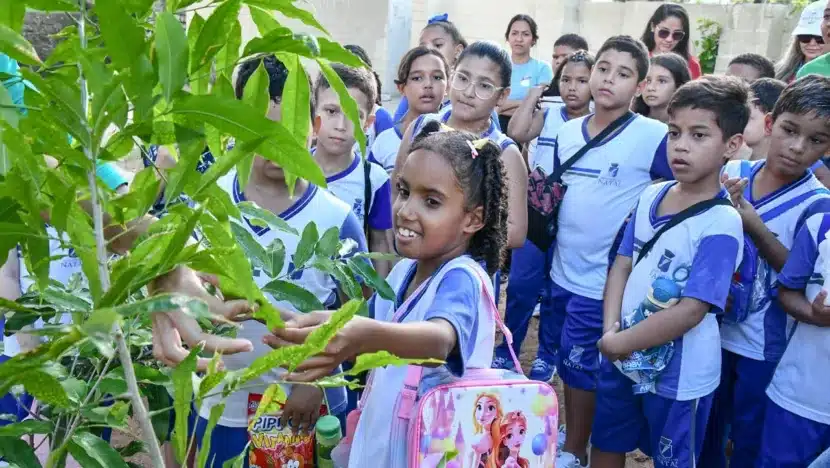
[{"xmin": 498, "ymin": 14, "xmax": 553, "ymax": 149}]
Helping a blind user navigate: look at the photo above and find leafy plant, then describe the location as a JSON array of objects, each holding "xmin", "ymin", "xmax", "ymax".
[
  {"xmin": 695, "ymin": 17, "xmax": 723, "ymax": 75},
  {"xmin": 0, "ymin": 1, "xmax": 408, "ymax": 466}
]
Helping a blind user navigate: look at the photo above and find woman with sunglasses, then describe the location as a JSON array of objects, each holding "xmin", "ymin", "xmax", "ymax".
[
  {"xmin": 640, "ymin": 4, "xmax": 702, "ymax": 79},
  {"xmin": 776, "ymin": 1, "xmax": 828, "ymax": 82}
]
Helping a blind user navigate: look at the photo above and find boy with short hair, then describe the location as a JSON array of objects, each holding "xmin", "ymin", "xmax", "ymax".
[
  {"xmin": 591, "ymin": 76, "xmax": 748, "ymax": 468},
  {"xmin": 312, "ymin": 64, "xmax": 394, "ymax": 277},
  {"xmin": 553, "ymin": 33, "xmax": 590, "ymax": 71},
  {"xmin": 551, "ymin": 35, "xmax": 674, "ymax": 468},
  {"xmin": 700, "ymin": 74, "xmax": 830, "ymax": 468},
  {"xmin": 193, "ymin": 55, "xmax": 369, "ymax": 466},
  {"xmin": 743, "ymin": 77, "xmax": 786, "ymax": 161},
  {"xmin": 727, "ymin": 53, "xmax": 776, "ymax": 82}
]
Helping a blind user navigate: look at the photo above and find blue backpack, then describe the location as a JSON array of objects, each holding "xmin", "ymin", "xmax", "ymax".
[{"xmin": 724, "ymin": 160, "xmax": 829, "ymax": 323}]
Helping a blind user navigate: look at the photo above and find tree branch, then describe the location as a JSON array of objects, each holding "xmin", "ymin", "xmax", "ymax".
[{"xmin": 75, "ymin": 1, "xmax": 166, "ymax": 466}]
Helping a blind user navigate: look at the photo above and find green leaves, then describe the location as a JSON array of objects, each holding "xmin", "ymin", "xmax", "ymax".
[
  {"xmin": 262, "ymin": 279, "xmax": 324, "ymax": 312},
  {"xmin": 0, "ymin": 24, "xmax": 41, "ymax": 65},
  {"xmin": 242, "ymin": 60, "xmax": 271, "ymax": 117},
  {"xmin": 0, "ymin": 437, "xmax": 41, "ymax": 468},
  {"xmin": 155, "ymin": 12, "xmax": 189, "ymax": 103},
  {"xmin": 172, "ymin": 346, "xmax": 200, "ymax": 461},
  {"xmin": 191, "ymin": 0, "xmax": 241, "ymax": 73},
  {"xmin": 348, "ymin": 257, "xmax": 395, "ymax": 301},
  {"xmin": 0, "ymin": 419, "xmax": 52, "ymax": 437},
  {"xmin": 0, "ymin": 1, "xmax": 25, "ymax": 34},
  {"xmin": 19, "ymin": 369, "xmax": 72, "ymax": 408},
  {"xmin": 279, "ymin": 53, "xmax": 311, "ymax": 150},
  {"xmin": 68, "ymin": 432, "xmax": 130, "ymax": 468},
  {"xmin": 293, "ymin": 222, "xmax": 319, "ymax": 270},
  {"xmin": 95, "ymin": 0, "xmax": 146, "ymax": 69},
  {"xmin": 237, "ymin": 201, "xmax": 298, "ymax": 235}
]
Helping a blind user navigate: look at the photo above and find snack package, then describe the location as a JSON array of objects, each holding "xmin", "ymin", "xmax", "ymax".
[{"xmin": 247, "ymin": 393, "xmax": 327, "ymax": 468}]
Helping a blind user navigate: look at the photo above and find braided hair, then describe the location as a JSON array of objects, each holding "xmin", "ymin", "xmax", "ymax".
[{"xmin": 409, "ymin": 120, "xmax": 508, "ymax": 274}]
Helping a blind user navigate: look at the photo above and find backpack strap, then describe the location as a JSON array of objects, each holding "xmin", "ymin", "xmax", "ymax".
[
  {"xmin": 636, "ymin": 198, "xmax": 733, "ymax": 266},
  {"xmin": 396, "ymin": 266, "xmax": 524, "ymax": 418},
  {"xmin": 548, "ymin": 111, "xmax": 633, "ymax": 182}
]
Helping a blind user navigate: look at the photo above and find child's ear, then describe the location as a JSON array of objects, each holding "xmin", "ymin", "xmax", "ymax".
[
  {"xmin": 724, "ymin": 133, "xmax": 745, "ymax": 160},
  {"xmin": 453, "ymin": 44, "xmax": 464, "ymax": 63},
  {"xmin": 462, "ymin": 205, "xmax": 485, "ymax": 236},
  {"xmin": 396, "ymin": 82, "xmax": 406, "ymax": 95},
  {"xmin": 763, "ymin": 113, "xmax": 774, "ymax": 136},
  {"xmin": 497, "ymin": 87, "xmax": 511, "ymax": 108},
  {"xmin": 313, "ymin": 115, "xmax": 322, "ymax": 135}
]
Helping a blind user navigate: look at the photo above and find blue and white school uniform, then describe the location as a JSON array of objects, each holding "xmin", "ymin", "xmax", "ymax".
[
  {"xmin": 550, "ymin": 113, "xmax": 671, "ymax": 391},
  {"xmin": 313, "ymin": 149, "xmax": 393, "ymax": 232},
  {"xmin": 592, "ymin": 182, "xmax": 742, "ymax": 468},
  {"xmin": 368, "ymin": 125, "xmax": 403, "ymax": 173},
  {"xmin": 493, "ymin": 104, "xmax": 571, "ymax": 375},
  {"xmin": 758, "ymin": 213, "xmax": 830, "ymax": 466},
  {"xmin": 348, "ymin": 255, "xmax": 496, "ymax": 467},
  {"xmin": 700, "ymin": 159, "xmax": 830, "ymax": 468},
  {"xmin": 411, "ymin": 107, "xmax": 517, "ymax": 152},
  {"xmin": 195, "ymin": 169, "xmax": 368, "ymax": 466}
]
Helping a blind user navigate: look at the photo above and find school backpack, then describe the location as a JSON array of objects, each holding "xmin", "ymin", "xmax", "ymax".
[
  {"xmin": 404, "ymin": 270, "xmax": 558, "ymax": 468},
  {"xmin": 724, "ymin": 160, "xmax": 760, "ymax": 324}
]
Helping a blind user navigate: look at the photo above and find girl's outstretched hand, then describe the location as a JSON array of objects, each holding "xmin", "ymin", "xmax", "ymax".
[
  {"xmin": 149, "ymin": 266, "xmax": 254, "ymax": 370},
  {"xmin": 264, "ymin": 312, "xmax": 374, "ymax": 383}
]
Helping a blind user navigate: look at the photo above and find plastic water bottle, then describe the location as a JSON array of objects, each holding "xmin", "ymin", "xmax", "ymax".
[{"xmin": 316, "ymin": 415, "xmax": 343, "ymax": 468}]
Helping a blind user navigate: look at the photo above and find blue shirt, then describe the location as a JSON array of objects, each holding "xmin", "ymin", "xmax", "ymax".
[{"xmin": 508, "ymin": 58, "xmax": 554, "ymax": 101}]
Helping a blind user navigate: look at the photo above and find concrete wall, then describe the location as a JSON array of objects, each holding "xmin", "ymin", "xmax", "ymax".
[{"xmin": 229, "ymin": 1, "xmax": 801, "ymax": 100}]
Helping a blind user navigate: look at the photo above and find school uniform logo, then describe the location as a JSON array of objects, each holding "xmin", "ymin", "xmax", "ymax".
[
  {"xmin": 351, "ymin": 199, "xmax": 365, "ymax": 220},
  {"xmin": 658, "ymin": 437, "xmax": 673, "ymax": 459},
  {"xmin": 568, "ymin": 345, "xmax": 584, "ymax": 365},
  {"xmin": 598, "ymin": 163, "xmax": 622, "ymax": 187},
  {"xmin": 658, "ymin": 249, "xmax": 675, "ymax": 273},
  {"xmin": 608, "ymin": 163, "xmax": 619, "ymax": 178}
]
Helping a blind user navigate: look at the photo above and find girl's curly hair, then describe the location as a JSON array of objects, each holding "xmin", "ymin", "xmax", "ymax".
[{"xmin": 409, "ymin": 120, "xmax": 508, "ymax": 274}]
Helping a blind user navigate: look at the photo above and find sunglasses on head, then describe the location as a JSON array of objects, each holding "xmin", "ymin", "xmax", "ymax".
[
  {"xmin": 797, "ymin": 34, "xmax": 825, "ymax": 44},
  {"xmin": 657, "ymin": 27, "xmax": 685, "ymax": 42}
]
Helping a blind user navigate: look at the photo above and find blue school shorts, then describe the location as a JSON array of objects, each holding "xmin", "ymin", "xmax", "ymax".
[
  {"xmin": 555, "ymin": 283, "xmax": 604, "ymax": 390},
  {"xmin": 592, "ymin": 360, "xmax": 713, "ymax": 468},
  {"xmin": 758, "ymin": 398, "xmax": 830, "ymax": 467},
  {"xmin": 192, "ymin": 417, "xmax": 250, "ymax": 468}
]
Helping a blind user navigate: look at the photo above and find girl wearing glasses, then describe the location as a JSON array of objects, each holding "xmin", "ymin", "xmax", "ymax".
[
  {"xmin": 640, "ymin": 4, "xmax": 702, "ymax": 79},
  {"xmin": 775, "ymin": 1, "xmax": 828, "ymax": 82},
  {"xmin": 393, "ymin": 41, "xmax": 529, "ymax": 251}
]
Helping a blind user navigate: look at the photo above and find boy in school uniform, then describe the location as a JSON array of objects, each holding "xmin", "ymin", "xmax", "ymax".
[
  {"xmin": 591, "ymin": 76, "xmax": 748, "ymax": 468},
  {"xmin": 762, "ymin": 209, "xmax": 830, "ymax": 466},
  {"xmin": 189, "ymin": 55, "xmax": 369, "ymax": 466},
  {"xmin": 551, "ymin": 35, "xmax": 674, "ymax": 468},
  {"xmin": 311, "ymin": 64, "xmax": 394, "ymax": 278},
  {"xmin": 700, "ymin": 74, "xmax": 830, "ymax": 468}
]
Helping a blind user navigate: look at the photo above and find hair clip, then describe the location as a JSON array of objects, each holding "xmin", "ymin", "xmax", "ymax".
[
  {"xmin": 467, "ymin": 140, "xmax": 478, "ymax": 159},
  {"xmin": 428, "ymin": 13, "xmax": 449, "ymax": 24},
  {"xmin": 439, "ymin": 123, "xmax": 455, "ymax": 132}
]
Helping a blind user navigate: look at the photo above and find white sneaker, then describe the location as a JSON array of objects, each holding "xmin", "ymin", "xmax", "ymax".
[
  {"xmin": 555, "ymin": 451, "xmax": 589, "ymax": 468},
  {"xmin": 532, "ymin": 303, "xmax": 541, "ymax": 317}
]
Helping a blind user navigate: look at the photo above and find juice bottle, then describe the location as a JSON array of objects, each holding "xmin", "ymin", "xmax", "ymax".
[{"xmin": 315, "ymin": 415, "xmax": 342, "ymax": 468}]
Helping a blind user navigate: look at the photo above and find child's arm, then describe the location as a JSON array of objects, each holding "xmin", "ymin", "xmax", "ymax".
[
  {"xmin": 367, "ymin": 177, "xmax": 395, "ymax": 278},
  {"xmin": 598, "ymin": 212, "xmax": 635, "ymax": 360},
  {"xmin": 268, "ymin": 269, "xmax": 481, "ymax": 381},
  {"xmin": 501, "ymin": 145, "xmax": 529, "ymax": 249},
  {"xmin": 0, "ymin": 249, "xmax": 20, "ymax": 302},
  {"xmin": 602, "ymin": 224, "xmax": 742, "ymax": 358},
  {"xmin": 722, "ymin": 173, "xmax": 789, "ymax": 271},
  {"xmin": 776, "ymin": 217, "xmax": 830, "ymax": 327},
  {"xmin": 506, "ymin": 87, "xmax": 546, "ymax": 144}
]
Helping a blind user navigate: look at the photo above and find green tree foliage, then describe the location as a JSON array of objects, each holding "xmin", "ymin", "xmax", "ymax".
[{"xmin": 0, "ymin": 1, "xmax": 413, "ymax": 465}]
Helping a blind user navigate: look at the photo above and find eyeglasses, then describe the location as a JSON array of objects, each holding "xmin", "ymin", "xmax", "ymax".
[
  {"xmin": 656, "ymin": 27, "xmax": 685, "ymax": 42},
  {"xmin": 797, "ymin": 34, "xmax": 825, "ymax": 45},
  {"xmin": 450, "ymin": 73, "xmax": 504, "ymax": 100}
]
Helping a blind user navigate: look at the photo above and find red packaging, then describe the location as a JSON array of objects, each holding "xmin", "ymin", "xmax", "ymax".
[{"xmin": 247, "ymin": 393, "xmax": 327, "ymax": 468}]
